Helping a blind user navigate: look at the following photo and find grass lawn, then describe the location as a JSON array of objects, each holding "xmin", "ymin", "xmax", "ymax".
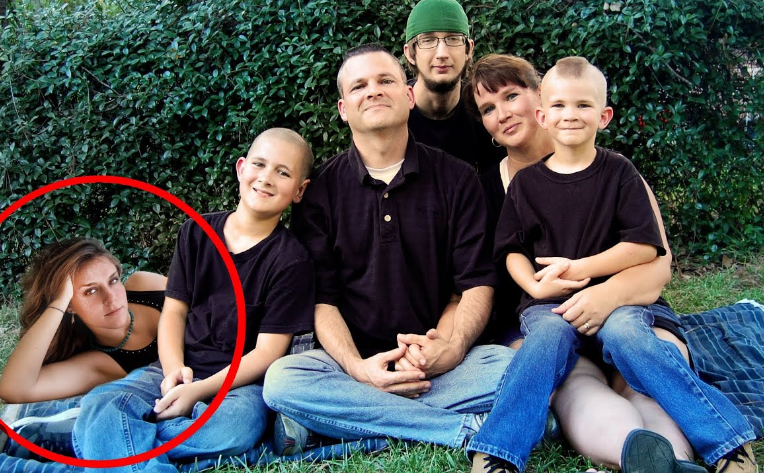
[{"xmin": 0, "ymin": 258, "xmax": 762, "ymax": 472}]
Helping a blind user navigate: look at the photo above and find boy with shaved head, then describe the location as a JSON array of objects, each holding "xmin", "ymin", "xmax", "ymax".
[
  {"xmin": 72, "ymin": 128, "xmax": 316, "ymax": 471},
  {"xmin": 467, "ymin": 57, "xmax": 755, "ymax": 472}
]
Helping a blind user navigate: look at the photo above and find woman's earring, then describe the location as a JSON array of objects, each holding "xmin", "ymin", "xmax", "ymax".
[
  {"xmin": 492, "ymin": 137, "xmax": 502, "ymax": 148},
  {"xmin": 71, "ymin": 313, "xmax": 75, "ymax": 325}
]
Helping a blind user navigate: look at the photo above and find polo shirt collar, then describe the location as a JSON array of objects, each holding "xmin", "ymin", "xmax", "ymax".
[{"xmin": 348, "ymin": 133, "xmax": 421, "ymax": 185}]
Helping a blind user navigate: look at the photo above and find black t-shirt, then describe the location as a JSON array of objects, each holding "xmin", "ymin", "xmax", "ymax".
[
  {"xmin": 291, "ymin": 134, "xmax": 496, "ymax": 358},
  {"xmin": 495, "ymin": 147, "xmax": 666, "ymax": 316},
  {"xmin": 407, "ymin": 81, "xmax": 505, "ymax": 174},
  {"xmin": 166, "ymin": 211, "xmax": 314, "ymax": 379}
]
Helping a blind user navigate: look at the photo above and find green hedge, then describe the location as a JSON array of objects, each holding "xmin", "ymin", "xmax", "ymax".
[{"xmin": 1, "ymin": 0, "xmax": 762, "ymax": 297}]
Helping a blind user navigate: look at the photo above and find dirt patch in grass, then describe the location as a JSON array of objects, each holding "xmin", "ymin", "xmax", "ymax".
[{"xmin": 674, "ymin": 252, "xmax": 764, "ymax": 279}]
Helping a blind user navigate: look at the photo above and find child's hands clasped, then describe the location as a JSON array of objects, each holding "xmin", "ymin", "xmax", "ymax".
[
  {"xmin": 535, "ymin": 257, "xmax": 587, "ymax": 281},
  {"xmin": 530, "ymin": 258, "xmax": 590, "ymax": 299},
  {"xmin": 155, "ymin": 366, "xmax": 199, "ymax": 420},
  {"xmin": 154, "ymin": 382, "xmax": 203, "ymax": 420},
  {"xmin": 160, "ymin": 366, "xmax": 193, "ymax": 396}
]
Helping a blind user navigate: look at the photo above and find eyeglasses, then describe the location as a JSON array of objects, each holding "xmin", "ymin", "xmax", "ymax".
[{"xmin": 415, "ymin": 35, "xmax": 467, "ymax": 49}]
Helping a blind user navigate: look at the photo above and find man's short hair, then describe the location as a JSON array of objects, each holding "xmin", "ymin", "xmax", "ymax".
[
  {"xmin": 250, "ymin": 128, "xmax": 314, "ymax": 179},
  {"xmin": 546, "ymin": 56, "xmax": 609, "ymax": 107},
  {"xmin": 463, "ymin": 54, "xmax": 542, "ymax": 120},
  {"xmin": 555, "ymin": 56, "xmax": 600, "ymax": 76},
  {"xmin": 336, "ymin": 43, "xmax": 407, "ymax": 98}
]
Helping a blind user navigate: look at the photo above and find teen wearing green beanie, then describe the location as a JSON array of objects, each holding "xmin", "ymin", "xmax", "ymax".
[
  {"xmin": 403, "ymin": 0, "xmax": 505, "ymax": 174},
  {"xmin": 405, "ymin": 0, "xmax": 469, "ymax": 42}
]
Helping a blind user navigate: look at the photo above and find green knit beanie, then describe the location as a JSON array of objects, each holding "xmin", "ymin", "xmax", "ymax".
[{"xmin": 405, "ymin": 0, "xmax": 469, "ymax": 43}]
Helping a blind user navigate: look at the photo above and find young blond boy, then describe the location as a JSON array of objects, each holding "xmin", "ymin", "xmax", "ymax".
[
  {"xmin": 71, "ymin": 128, "xmax": 316, "ymax": 472},
  {"xmin": 467, "ymin": 57, "xmax": 755, "ymax": 473}
]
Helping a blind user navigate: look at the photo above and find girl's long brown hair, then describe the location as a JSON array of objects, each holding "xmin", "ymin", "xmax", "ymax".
[{"xmin": 19, "ymin": 238, "xmax": 121, "ymax": 364}]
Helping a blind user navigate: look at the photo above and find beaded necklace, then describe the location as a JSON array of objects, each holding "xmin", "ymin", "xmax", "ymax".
[{"xmin": 90, "ymin": 309, "xmax": 134, "ymax": 353}]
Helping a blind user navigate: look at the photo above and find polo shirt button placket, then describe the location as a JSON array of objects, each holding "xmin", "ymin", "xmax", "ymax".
[
  {"xmin": 381, "ymin": 212, "xmax": 397, "ymax": 242},
  {"xmin": 380, "ymin": 189, "xmax": 397, "ymax": 242}
]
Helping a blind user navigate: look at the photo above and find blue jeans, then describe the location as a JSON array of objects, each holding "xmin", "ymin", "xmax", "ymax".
[
  {"xmin": 0, "ymin": 454, "xmax": 78, "ymax": 473},
  {"xmin": 262, "ymin": 345, "xmax": 515, "ymax": 448},
  {"xmin": 0, "ymin": 388, "xmax": 387, "ymax": 473},
  {"xmin": 71, "ymin": 364, "xmax": 268, "ymax": 473},
  {"xmin": 467, "ymin": 304, "xmax": 755, "ymax": 471}
]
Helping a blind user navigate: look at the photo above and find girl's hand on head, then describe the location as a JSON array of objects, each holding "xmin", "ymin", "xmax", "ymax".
[{"xmin": 54, "ymin": 276, "xmax": 74, "ymax": 305}]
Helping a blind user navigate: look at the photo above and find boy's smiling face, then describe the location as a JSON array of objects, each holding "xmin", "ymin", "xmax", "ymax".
[
  {"xmin": 536, "ymin": 64, "xmax": 613, "ymax": 152},
  {"xmin": 236, "ymin": 137, "xmax": 310, "ymax": 219}
]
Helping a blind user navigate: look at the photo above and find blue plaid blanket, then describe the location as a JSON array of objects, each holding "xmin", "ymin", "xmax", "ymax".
[{"xmin": 681, "ymin": 299, "xmax": 764, "ymax": 437}]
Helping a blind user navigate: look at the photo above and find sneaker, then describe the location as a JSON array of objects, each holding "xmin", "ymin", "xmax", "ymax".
[
  {"xmin": 9, "ymin": 407, "xmax": 80, "ymax": 431},
  {"xmin": 471, "ymin": 452, "xmax": 518, "ymax": 473},
  {"xmin": 715, "ymin": 443, "xmax": 756, "ymax": 473},
  {"xmin": 474, "ymin": 412, "xmax": 488, "ymax": 431},
  {"xmin": 0, "ymin": 404, "xmax": 24, "ymax": 452},
  {"xmin": 5, "ymin": 408, "xmax": 79, "ymax": 459},
  {"xmin": 273, "ymin": 413, "xmax": 332, "ymax": 456},
  {"xmin": 461, "ymin": 412, "xmax": 489, "ymax": 446},
  {"xmin": 468, "ymin": 410, "xmax": 561, "ymax": 448},
  {"xmin": 621, "ymin": 429, "xmax": 707, "ymax": 473},
  {"xmin": 541, "ymin": 410, "xmax": 563, "ymax": 446}
]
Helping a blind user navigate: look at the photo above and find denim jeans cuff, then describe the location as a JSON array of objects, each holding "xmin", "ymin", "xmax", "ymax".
[{"xmin": 703, "ymin": 431, "xmax": 757, "ymax": 465}]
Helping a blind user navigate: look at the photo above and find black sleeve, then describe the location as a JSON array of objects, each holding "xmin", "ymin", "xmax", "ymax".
[
  {"xmin": 291, "ymin": 183, "xmax": 341, "ymax": 307},
  {"xmin": 165, "ymin": 219, "xmax": 194, "ymax": 305}
]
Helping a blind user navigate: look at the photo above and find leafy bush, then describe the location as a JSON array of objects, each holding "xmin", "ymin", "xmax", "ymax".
[
  {"xmin": 1, "ymin": 0, "xmax": 762, "ymax": 297},
  {"xmin": 470, "ymin": 0, "xmax": 763, "ymax": 259}
]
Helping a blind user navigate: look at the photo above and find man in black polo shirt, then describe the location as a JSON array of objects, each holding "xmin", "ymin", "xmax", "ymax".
[
  {"xmin": 263, "ymin": 44, "xmax": 514, "ymax": 453},
  {"xmin": 403, "ymin": 0, "xmax": 505, "ymax": 173}
]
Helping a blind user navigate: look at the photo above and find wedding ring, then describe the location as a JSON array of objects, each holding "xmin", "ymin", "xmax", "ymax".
[{"xmin": 583, "ymin": 322, "xmax": 591, "ymax": 330}]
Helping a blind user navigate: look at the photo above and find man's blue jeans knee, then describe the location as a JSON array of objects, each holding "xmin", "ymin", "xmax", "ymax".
[{"xmin": 264, "ymin": 345, "xmax": 514, "ymax": 448}]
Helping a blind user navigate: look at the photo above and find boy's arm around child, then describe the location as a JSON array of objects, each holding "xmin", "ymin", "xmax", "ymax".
[
  {"xmin": 551, "ymin": 177, "xmax": 673, "ymax": 327},
  {"xmin": 497, "ymin": 153, "xmax": 665, "ymax": 331}
]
